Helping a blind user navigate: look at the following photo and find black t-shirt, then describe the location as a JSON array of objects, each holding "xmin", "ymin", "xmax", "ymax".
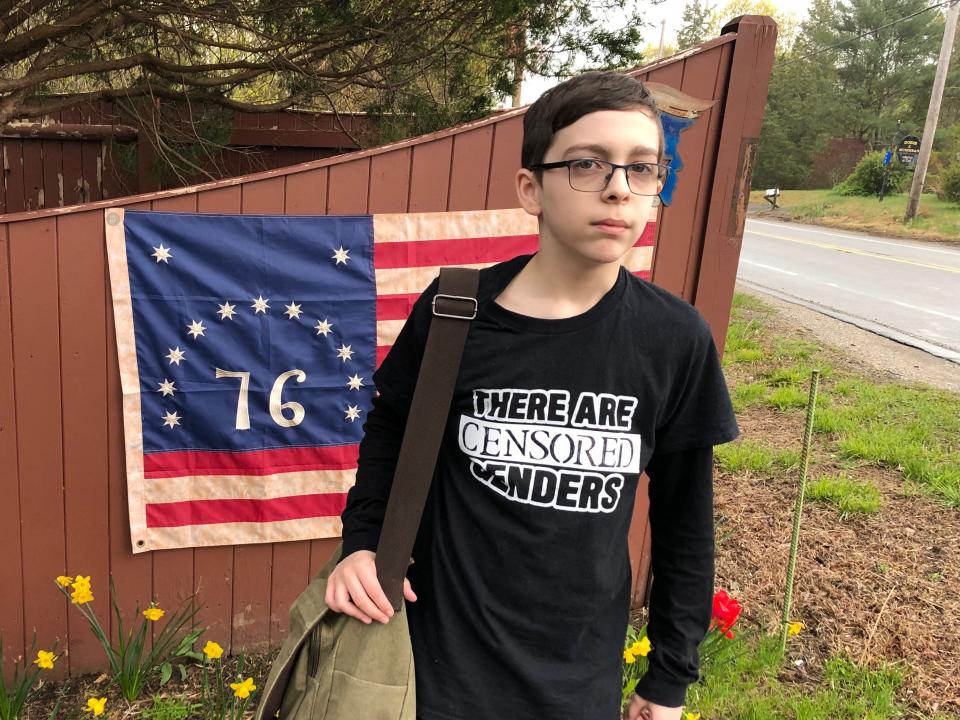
[{"xmin": 340, "ymin": 253, "xmax": 740, "ymax": 719}]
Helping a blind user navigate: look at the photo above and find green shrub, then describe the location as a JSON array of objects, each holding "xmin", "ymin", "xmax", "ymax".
[
  {"xmin": 833, "ymin": 151, "xmax": 910, "ymax": 196},
  {"xmin": 937, "ymin": 163, "xmax": 960, "ymax": 203}
]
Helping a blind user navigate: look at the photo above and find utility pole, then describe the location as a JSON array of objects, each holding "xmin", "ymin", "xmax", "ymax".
[
  {"xmin": 905, "ymin": 0, "xmax": 959, "ymax": 220},
  {"xmin": 656, "ymin": 20, "xmax": 667, "ymax": 60}
]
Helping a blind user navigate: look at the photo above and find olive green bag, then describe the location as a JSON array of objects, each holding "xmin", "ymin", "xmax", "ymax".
[{"xmin": 254, "ymin": 268, "xmax": 480, "ymax": 720}]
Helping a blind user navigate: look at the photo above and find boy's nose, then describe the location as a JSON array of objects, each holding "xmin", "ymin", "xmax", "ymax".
[{"xmin": 603, "ymin": 166, "xmax": 632, "ymax": 199}]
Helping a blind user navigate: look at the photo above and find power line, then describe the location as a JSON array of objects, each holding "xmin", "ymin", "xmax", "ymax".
[{"xmin": 779, "ymin": 0, "xmax": 954, "ymax": 66}]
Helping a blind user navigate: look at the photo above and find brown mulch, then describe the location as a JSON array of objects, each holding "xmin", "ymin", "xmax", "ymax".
[
  {"xmin": 704, "ymin": 296, "xmax": 960, "ymax": 717},
  {"xmin": 25, "ymin": 652, "xmax": 275, "ymax": 719}
]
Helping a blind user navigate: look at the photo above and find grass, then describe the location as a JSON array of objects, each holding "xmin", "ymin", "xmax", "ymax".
[
  {"xmin": 807, "ymin": 473, "xmax": 883, "ymax": 518},
  {"xmin": 681, "ymin": 626, "xmax": 945, "ymax": 720},
  {"xmin": 723, "ymin": 292, "xmax": 960, "ymax": 509},
  {"xmin": 748, "ymin": 188, "xmax": 960, "ymax": 242},
  {"xmin": 140, "ymin": 695, "xmax": 204, "ymax": 719},
  {"xmin": 715, "ymin": 439, "xmax": 801, "ymax": 475}
]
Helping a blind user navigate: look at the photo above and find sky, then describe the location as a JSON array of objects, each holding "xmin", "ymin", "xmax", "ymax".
[{"xmin": 505, "ymin": 0, "xmax": 813, "ymax": 107}]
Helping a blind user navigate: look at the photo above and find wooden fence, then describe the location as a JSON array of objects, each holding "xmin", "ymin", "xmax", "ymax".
[
  {"xmin": 1, "ymin": 105, "xmax": 380, "ymax": 213},
  {"xmin": 0, "ymin": 15, "xmax": 777, "ymax": 679}
]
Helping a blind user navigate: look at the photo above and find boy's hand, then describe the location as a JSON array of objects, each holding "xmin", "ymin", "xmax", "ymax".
[
  {"xmin": 622, "ymin": 693, "xmax": 683, "ymax": 720},
  {"xmin": 325, "ymin": 550, "xmax": 417, "ymax": 625}
]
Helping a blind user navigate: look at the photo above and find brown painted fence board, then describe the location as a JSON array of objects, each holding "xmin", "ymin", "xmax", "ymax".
[
  {"xmin": 58, "ymin": 210, "xmax": 113, "ymax": 674},
  {"xmin": 10, "ymin": 217, "xmax": 68, "ymax": 678},
  {"xmin": 0, "ymin": 21, "xmax": 776, "ymax": 675},
  {"xmin": 0, "ymin": 223, "xmax": 25, "ymax": 680},
  {"xmin": 409, "ymin": 138, "xmax": 453, "ymax": 213},
  {"xmin": 449, "ymin": 128, "xmax": 494, "ymax": 212},
  {"xmin": 368, "ymin": 150, "xmax": 411, "ymax": 214}
]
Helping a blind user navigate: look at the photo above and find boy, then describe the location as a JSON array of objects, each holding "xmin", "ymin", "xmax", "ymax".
[{"xmin": 328, "ymin": 71, "xmax": 740, "ymax": 720}]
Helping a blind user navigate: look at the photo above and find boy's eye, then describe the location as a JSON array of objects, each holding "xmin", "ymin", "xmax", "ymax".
[
  {"xmin": 627, "ymin": 163, "xmax": 655, "ymax": 175},
  {"xmin": 570, "ymin": 158, "xmax": 603, "ymax": 171}
]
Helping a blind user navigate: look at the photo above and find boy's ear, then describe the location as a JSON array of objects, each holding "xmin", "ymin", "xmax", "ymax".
[{"xmin": 515, "ymin": 168, "xmax": 543, "ymax": 217}]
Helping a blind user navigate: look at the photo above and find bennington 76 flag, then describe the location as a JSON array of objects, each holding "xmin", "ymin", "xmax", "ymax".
[{"xmin": 105, "ymin": 207, "xmax": 655, "ymax": 552}]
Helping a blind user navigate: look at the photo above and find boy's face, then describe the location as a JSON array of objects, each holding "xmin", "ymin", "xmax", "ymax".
[{"xmin": 515, "ymin": 108, "xmax": 662, "ymax": 269}]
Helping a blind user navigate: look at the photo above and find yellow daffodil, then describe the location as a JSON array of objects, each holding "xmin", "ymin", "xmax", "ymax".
[
  {"xmin": 71, "ymin": 575, "xmax": 91, "ymax": 591},
  {"xmin": 683, "ymin": 713, "xmax": 701, "ymax": 720},
  {"xmin": 623, "ymin": 648, "xmax": 637, "ymax": 664},
  {"xmin": 71, "ymin": 586, "xmax": 94, "ymax": 605},
  {"xmin": 84, "ymin": 697, "xmax": 107, "ymax": 716},
  {"xmin": 143, "ymin": 606, "xmax": 165, "ymax": 622},
  {"xmin": 230, "ymin": 676, "xmax": 257, "ymax": 699},
  {"xmin": 56, "ymin": 576, "xmax": 73, "ymax": 587},
  {"xmin": 787, "ymin": 621, "xmax": 805, "ymax": 636},
  {"xmin": 33, "ymin": 650, "xmax": 56, "ymax": 669},
  {"xmin": 630, "ymin": 637, "xmax": 652, "ymax": 657},
  {"xmin": 203, "ymin": 640, "xmax": 224, "ymax": 660}
]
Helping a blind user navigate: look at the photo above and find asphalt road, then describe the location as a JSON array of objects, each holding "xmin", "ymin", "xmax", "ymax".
[{"xmin": 737, "ymin": 218, "xmax": 960, "ymax": 364}]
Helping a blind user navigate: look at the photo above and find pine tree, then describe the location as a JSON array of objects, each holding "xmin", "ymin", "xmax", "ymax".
[{"xmin": 677, "ymin": 0, "xmax": 713, "ymax": 50}]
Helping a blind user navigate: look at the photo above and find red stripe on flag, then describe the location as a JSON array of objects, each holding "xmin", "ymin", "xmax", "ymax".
[
  {"xmin": 637, "ymin": 221, "xmax": 655, "ymax": 246},
  {"xmin": 377, "ymin": 293, "xmax": 421, "ymax": 322},
  {"xmin": 145, "ymin": 492, "xmax": 349, "ymax": 528},
  {"xmin": 374, "ymin": 234, "xmax": 539, "ymax": 269},
  {"xmin": 143, "ymin": 444, "xmax": 360, "ymax": 479}
]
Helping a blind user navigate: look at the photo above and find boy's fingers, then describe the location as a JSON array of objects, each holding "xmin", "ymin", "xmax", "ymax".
[
  {"xmin": 333, "ymin": 581, "xmax": 371, "ymax": 624},
  {"xmin": 403, "ymin": 578, "xmax": 417, "ymax": 602},
  {"xmin": 357, "ymin": 567, "xmax": 395, "ymax": 620},
  {"xmin": 344, "ymin": 573, "xmax": 390, "ymax": 624}
]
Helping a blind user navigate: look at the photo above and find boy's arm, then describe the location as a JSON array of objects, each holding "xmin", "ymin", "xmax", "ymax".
[
  {"xmin": 633, "ymin": 444, "xmax": 715, "ymax": 708},
  {"xmin": 338, "ymin": 380, "xmax": 413, "ymax": 559},
  {"xmin": 337, "ymin": 276, "xmax": 440, "ymax": 563}
]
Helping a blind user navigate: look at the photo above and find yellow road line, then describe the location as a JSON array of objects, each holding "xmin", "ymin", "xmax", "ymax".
[{"xmin": 747, "ymin": 230, "xmax": 960, "ymax": 274}]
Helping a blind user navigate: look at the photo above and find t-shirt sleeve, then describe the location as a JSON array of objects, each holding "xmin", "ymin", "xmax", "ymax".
[
  {"xmin": 634, "ymin": 444, "xmax": 715, "ymax": 707},
  {"xmin": 654, "ymin": 315, "xmax": 740, "ymax": 454},
  {"xmin": 338, "ymin": 275, "xmax": 440, "ymax": 562}
]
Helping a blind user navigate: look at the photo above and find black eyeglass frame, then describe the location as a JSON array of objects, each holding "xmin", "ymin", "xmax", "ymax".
[{"xmin": 529, "ymin": 158, "xmax": 671, "ymax": 196}]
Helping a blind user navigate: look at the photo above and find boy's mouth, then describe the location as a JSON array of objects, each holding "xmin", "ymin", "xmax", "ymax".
[{"xmin": 594, "ymin": 218, "xmax": 630, "ymax": 233}]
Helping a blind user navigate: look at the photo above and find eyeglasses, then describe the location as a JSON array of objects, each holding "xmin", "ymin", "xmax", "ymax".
[{"xmin": 530, "ymin": 158, "xmax": 670, "ymax": 196}]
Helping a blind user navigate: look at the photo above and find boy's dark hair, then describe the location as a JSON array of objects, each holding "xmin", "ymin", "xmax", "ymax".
[{"xmin": 521, "ymin": 71, "xmax": 665, "ymax": 177}]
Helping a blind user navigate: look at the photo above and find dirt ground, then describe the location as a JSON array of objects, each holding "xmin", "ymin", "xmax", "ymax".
[{"xmin": 713, "ymin": 286, "xmax": 960, "ymax": 717}]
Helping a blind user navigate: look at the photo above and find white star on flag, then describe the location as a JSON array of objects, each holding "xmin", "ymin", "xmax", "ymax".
[
  {"xmin": 314, "ymin": 318, "xmax": 333, "ymax": 336},
  {"xmin": 166, "ymin": 347, "xmax": 186, "ymax": 365},
  {"xmin": 344, "ymin": 405, "xmax": 361, "ymax": 422},
  {"xmin": 162, "ymin": 410, "xmax": 182, "ymax": 429},
  {"xmin": 151, "ymin": 244, "xmax": 172, "ymax": 263},
  {"xmin": 217, "ymin": 302, "xmax": 236, "ymax": 320},
  {"xmin": 336, "ymin": 343, "xmax": 354, "ymax": 362},
  {"xmin": 157, "ymin": 379, "xmax": 176, "ymax": 397},
  {"xmin": 251, "ymin": 295, "xmax": 270, "ymax": 314},
  {"xmin": 186, "ymin": 320, "xmax": 206, "ymax": 339},
  {"xmin": 284, "ymin": 302, "xmax": 303, "ymax": 320},
  {"xmin": 332, "ymin": 246, "xmax": 350, "ymax": 265},
  {"xmin": 347, "ymin": 374, "xmax": 364, "ymax": 390}
]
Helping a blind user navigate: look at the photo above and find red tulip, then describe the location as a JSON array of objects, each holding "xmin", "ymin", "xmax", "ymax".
[{"xmin": 710, "ymin": 589, "xmax": 742, "ymax": 639}]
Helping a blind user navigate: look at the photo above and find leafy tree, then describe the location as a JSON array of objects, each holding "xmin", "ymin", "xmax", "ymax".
[
  {"xmin": 706, "ymin": 0, "xmax": 800, "ymax": 54},
  {"xmin": 0, "ymin": 0, "xmax": 654, "ymax": 172},
  {"xmin": 752, "ymin": 0, "xmax": 846, "ymax": 188},
  {"xmin": 827, "ymin": 0, "xmax": 942, "ymax": 147},
  {"xmin": 677, "ymin": 0, "xmax": 713, "ymax": 50}
]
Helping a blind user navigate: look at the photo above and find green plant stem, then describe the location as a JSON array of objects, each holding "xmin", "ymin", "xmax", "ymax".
[{"xmin": 779, "ymin": 369, "xmax": 820, "ymax": 657}]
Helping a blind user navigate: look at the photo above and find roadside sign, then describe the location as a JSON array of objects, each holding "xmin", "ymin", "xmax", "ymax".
[
  {"xmin": 896, "ymin": 135, "xmax": 920, "ymax": 164},
  {"xmin": 883, "ymin": 149, "xmax": 893, "ymax": 166}
]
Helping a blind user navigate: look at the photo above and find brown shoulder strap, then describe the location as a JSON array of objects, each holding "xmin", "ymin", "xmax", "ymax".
[{"xmin": 375, "ymin": 267, "xmax": 480, "ymax": 611}]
